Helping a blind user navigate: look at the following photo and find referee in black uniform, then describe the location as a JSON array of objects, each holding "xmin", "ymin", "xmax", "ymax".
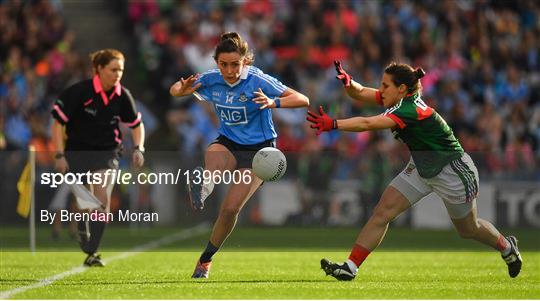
[{"xmin": 51, "ymin": 49, "xmax": 145, "ymax": 266}]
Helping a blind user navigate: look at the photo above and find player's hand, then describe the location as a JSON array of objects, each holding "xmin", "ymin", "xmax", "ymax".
[
  {"xmin": 170, "ymin": 74, "xmax": 202, "ymax": 97},
  {"xmin": 334, "ymin": 60, "xmax": 352, "ymax": 88},
  {"xmin": 132, "ymin": 149, "xmax": 144, "ymax": 168},
  {"xmin": 54, "ymin": 156, "xmax": 69, "ymax": 173},
  {"xmin": 306, "ymin": 106, "xmax": 337, "ymax": 136},
  {"xmin": 253, "ymin": 88, "xmax": 275, "ymax": 109}
]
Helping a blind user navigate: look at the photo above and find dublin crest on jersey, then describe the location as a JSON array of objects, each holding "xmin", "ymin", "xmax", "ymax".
[{"xmin": 239, "ymin": 92, "xmax": 248, "ymax": 102}]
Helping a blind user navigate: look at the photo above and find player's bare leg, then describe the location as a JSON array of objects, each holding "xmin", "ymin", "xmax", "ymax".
[
  {"xmin": 322, "ymin": 186, "xmax": 410, "ymax": 280},
  {"xmin": 188, "ymin": 144, "xmax": 234, "ymax": 210},
  {"xmin": 191, "ymin": 144, "xmax": 235, "ymax": 278},
  {"xmin": 210, "ymin": 171, "xmax": 263, "ymax": 246},
  {"xmin": 192, "ymin": 144, "xmax": 261, "ymax": 278},
  {"xmin": 451, "ymin": 205, "xmax": 522, "ymax": 277},
  {"xmin": 354, "ymin": 186, "xmax": 411, "ymax": 250},
  {"xmin": 192, "ymin": 168, "xmax": 263, "ymax": 278}
]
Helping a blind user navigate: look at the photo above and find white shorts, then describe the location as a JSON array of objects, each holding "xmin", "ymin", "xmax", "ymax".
[{"xmin": 390, "ymin": 153, "xmax": 479, "ymax": 219}]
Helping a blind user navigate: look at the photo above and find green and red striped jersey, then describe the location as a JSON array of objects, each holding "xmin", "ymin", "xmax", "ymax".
[{"xmin": 383, "ymin": 93, "xmax": 464, "ymax": 178}]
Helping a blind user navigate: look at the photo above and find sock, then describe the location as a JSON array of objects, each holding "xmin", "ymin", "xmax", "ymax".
[
  {"xmin": 346, "ymin": 259, "xmax": 358, "ymax": 275},
  {"xmin": 77, "ymin": 220, "xmax": 90, "ymax": 252},
  {"xmin": 348, "ymin": 243, "xmax": 371, "ymax": 269},
  {"xmin": 497, "ymin": 235, "xmax": 511, "ymax": 256},
  {"xmin": 199, "ymin": 241, "xmax": 219, "ymax": 263},
  {"xmin": 83, "ymin": 221, "xmax": 107, "ymax": 254}
]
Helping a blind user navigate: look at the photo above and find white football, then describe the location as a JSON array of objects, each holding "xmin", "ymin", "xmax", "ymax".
[{"xmin": 252, "ymin": 147, "xmax": 287, "ymax": 181}]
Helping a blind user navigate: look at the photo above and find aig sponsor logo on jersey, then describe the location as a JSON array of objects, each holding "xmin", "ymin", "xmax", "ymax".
[{"xmin": 215, "ymin": 104, "xmax": 248, "ymax": 125}]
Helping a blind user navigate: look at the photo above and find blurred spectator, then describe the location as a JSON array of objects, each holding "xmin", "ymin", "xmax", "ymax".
[{"xmin": 496, "ymin": 64, "xmax": 530, "ymax": 106}]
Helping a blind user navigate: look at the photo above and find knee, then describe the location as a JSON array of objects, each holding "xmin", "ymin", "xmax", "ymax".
[
  {"xmin": 370, "ymin": 206, "xmax": 395, "ymax": 226},
  {"xmin": 220, "ymin": 205, "xmax": 241, "ymax": 218},
  {"xmin": 456, "ymin": 226, "xmax": 479, "ymax": 239}
]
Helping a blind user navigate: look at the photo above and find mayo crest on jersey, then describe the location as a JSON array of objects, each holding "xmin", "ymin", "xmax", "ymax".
[
  {"xmin": 383, "ymin": 93, "xmax": 464, "ymax": 178},
  {"xmin": 193, "ymin": 66, "xmax": 287, "ymax": 145}
]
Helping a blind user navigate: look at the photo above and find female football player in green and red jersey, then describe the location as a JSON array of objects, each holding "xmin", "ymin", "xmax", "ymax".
[{"xmin": 306, "ymin": 61, "xmax": 522, "ymax": 281}]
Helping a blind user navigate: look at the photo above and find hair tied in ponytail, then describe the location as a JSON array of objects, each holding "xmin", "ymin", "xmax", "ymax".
[{"xmin": 220, "ymin": 32, "xmax": 240, "ymax": 42}]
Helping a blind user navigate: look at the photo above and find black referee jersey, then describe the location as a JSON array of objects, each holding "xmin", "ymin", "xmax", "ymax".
[{"xmin": 51, "ymin": 75, "xmax": 142, "ymax": 150}]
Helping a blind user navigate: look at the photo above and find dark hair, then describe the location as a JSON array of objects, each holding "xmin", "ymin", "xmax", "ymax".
[
  {"xmin": 90, "ymin": 49, "xmax": 124, "ymax": 74},
  {"xmin": 384, "ymin": 62, "xmax": 425, "ymax": 94},
  {"xmin": 213, "ymin": 32, "xmax": 254, "ymax": 65}
]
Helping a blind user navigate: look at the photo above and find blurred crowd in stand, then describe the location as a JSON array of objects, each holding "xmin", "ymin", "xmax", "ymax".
[
  {"xmin": 1, "ymin": 0, "xmax": 88, "ymax": 161},
  {"xmin": 1, "ymin": 0, "xmax": 539, "ymax": 226},
  {"xmin": 116, "ymin": 0, "xmax": 539, "ymax": 182}
]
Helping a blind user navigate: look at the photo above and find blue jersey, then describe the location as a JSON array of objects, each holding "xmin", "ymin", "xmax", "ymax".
[{"xmin": 193, "ymin": 66, "xmax": 287, "ymax": 145}]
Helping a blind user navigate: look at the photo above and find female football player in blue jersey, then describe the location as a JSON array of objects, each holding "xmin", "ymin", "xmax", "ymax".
[
  {"xmin": 307, "ymin": 61, "xmax": 522, "ymax": 281},
  {"xmin": 170, "ymin": 32, "xmax": 309, "ymax": 278}
]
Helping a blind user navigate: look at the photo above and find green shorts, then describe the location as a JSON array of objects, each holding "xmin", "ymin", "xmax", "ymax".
[{"xmin": 390, "ymin": 153, "xmax": 479, "ymax": 219}]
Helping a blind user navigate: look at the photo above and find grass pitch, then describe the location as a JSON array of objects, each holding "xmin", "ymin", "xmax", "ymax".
[{"xmin": 1, "ymin": 226, "xmax": 539, "ymax": 299}]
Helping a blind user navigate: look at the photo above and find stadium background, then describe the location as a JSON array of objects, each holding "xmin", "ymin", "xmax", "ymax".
[
  {"xmin": 1, "ymin": 1, "xmax": 539, "ymax": 299},
  {"xmin": 1, "ymin": 0, "xmax": 538, "ymax": 229}
]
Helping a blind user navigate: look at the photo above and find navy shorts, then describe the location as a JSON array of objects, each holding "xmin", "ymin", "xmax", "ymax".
[{"xmin": 210, "ymin": 135, "xmax": 276, "ymax": 169}]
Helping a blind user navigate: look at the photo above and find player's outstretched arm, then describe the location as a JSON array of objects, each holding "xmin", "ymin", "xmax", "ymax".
[
  {"xmin": 277, "ymin": 88, "xmax": 309, "ymax": 108},
  {"xmin": 334, "ymin": 60, "xmax": 380, "ymax": 105},
  {"xmin": 336, "ymin": 115, "xmax": 396, "ymax": 132},
  {"xmin": 169, "ymin": 74, "xmax": 202, "ymax": 97},
  {"xmin": 307, "ymin": 106, "xmax": 396, "ymax": 135},
  {"xmin": 253, "ymin": 88, "xmax": 309, "ymax": 109}
]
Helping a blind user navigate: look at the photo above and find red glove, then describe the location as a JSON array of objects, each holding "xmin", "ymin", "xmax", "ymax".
[
  {"xmin": 334, "ymin": 60, "xmax": 352, "ymax": 88},
  {"xmin": 306, "ymin": 106, "xmax": 337, "ymax": 136}
]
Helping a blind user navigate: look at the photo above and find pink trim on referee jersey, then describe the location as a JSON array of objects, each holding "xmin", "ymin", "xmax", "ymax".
[
  {"xmin": 92, "ymin": 75, "xmax": 122, "ymax": 106},
  {"xmin": 375, "ymin": 90, "xmax": 383, "ymax": 106},
  {"xmin": 124, "ymin": 112, "xmax": 142, "ymax": 127},
  {"xmin": 113, "ymin": 129, "xmax": 122, "ymax": 145},
  {"xmin": 113, "ymin": 83, "xmax": 122, "ymax": 97},
  {"xmin": 53, "ymin": 105, "xmax": 69, "ymax": 123},
  {"xmin": 386, "ymin": 113, "xmax": 406, "ymax": 129},
  {"xmin": 92, "ymin": 74, "xmax": 101, "ymax": 93},
  {"xmin": 84, "ymin": 99, "xmax": 93, "ymax": 106}
]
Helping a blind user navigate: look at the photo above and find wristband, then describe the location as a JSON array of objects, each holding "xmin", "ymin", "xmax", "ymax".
[
  {"xmin": 274, "ymin": 98, "xmax": 281, "ymax": 108},
  {"xmin": 333, "ymin": 119, "xmax": 338, "ymax": 129}
]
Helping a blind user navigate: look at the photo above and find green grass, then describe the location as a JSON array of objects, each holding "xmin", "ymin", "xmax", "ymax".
[
  {"xmin": 1, "ymin": 227, "xmax": 539, "ymax": 299},
  {"xmin": 3, "ymin": 226, "xmax": 539, "ymax": 251}
]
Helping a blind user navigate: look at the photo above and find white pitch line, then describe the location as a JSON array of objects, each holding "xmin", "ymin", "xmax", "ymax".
[{"xmin": 0, "ymin": 223, "xmax": 210, "ymax": 299}]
